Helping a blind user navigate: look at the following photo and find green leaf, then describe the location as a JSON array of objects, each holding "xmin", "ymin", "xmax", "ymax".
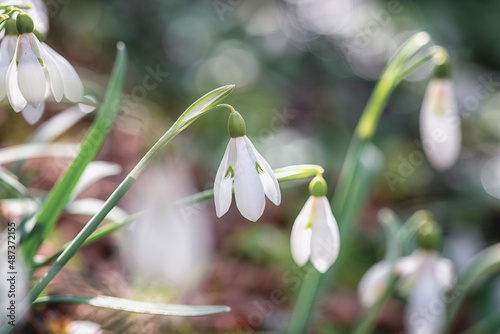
[
  {"xmin": 21, "ymin": 43, "xmax": 128, "ymax": 266},
  {"xmin": 33, "ymin": 295, "xmax": 230, "ymax": 316},
  {"xmin": 171, "ymin": 85, "xmax": 234, "ymax": 134},
  {"xmin": 445, "ymin": 243, "xmax": 500, "ymax": 332}
]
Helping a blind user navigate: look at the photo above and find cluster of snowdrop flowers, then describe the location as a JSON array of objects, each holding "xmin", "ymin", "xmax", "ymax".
[
  {"xmin": 419, "ymin": 49, "xmax": 461, "ymax": 171},
  {"xmin": 291, "ymin": 176, "xmax": 340, "ymax": 273},
  {"xmin": 214, "ymin": 107, "xmax": 281, "ymax": 222},
  {"xmin": 358, "ymin": 216, "xmax": 455, "ymax": 334},
  {"xmin": 0, "ymin": 8, "xmax": 83, "ymax": 123}
]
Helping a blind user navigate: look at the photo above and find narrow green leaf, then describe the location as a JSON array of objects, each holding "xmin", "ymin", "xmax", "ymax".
[
  {"xmin": 33, "ymin": 295, "xmax": 230, "ymax": 316},
  {"xmin": 21, "ymin": 43, "xmax": 128, "ymax": 265},
  {"xmin": 172, "ymin": 85, "xmax": 234, "ymax": 134},
  {"xmin": 445, "ymin": 243, "xmax": 500, "ymax": 332}
]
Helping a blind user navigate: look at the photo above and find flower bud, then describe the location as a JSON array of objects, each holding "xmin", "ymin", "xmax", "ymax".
[
  {"xmin": 415, "ymin": 212, "xmax": 441, "ymax": 251},
  {"xmin": 309, "ymin": 175, "xmax": 327, "ymax": 197},
  {"xmin": 227, "ymin": 110, "xmax": 246, "ymax": 138},
  {"xmin": 16, "ymin": 13, "xmax": 34, "ymax": 34},
  {"xmin": 432, "ymin": 47, "xmax": 450, "ymax": 79}
]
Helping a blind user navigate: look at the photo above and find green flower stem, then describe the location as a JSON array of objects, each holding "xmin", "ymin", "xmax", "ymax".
[
  {"xmin": 31, "ymin": 212, "xmax": 144, "ymax": 270},
  {"xmin": 287, "ymin": 32, "xmax": 438, "ymax": 333}
]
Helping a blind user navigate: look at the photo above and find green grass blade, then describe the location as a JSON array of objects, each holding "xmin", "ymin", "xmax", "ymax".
[
  {"xmin": 33, "ymin": 295, "xmax": 230, "ymax": 316},
  {"xmin": 20, "ymin": 43, "xmax": 128, "ymax": 265}
]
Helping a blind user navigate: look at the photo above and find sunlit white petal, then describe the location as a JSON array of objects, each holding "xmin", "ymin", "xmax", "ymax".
[
  {"xmin": 44, "ymin": 43, "xmax": 83, "ymax": 102},
  {"xmin": 434, "ymin": 257, "xmax": 455, "ymax": 291},
  {"xmin": 310, "ymin": 197, "xmax": 340, "ymax": 273},
  {"xmin": 420, "ymin": 78, "xmax": 461, "ymax": 170},
  {"xmin": 358, "ymin": 260, "xmax": 392, "ymax": 308},
  {"xmin": 214, "ymin": 139, "xmax": 235, "ymax": 217},
  {"xmin": 233, "ymin": 137, "xmax": 265, "ymax": 221},
  {"xmin": 21, "ymin": 101, "xmax": 45, "ymax": 124},
  {"xmin": 245, "ymin": 137, "xmax": 281, "ymax": 205},
  {"xmin": 0, "ymin": 36, "xmax": 17, "ymax": 100},
  {"xmin": 6, "ymin": 46, "xmax": 27, "ymax": 112},
  {"xmin": 17, "ymin": 35, "xmax": 46, "ymax": 108},
  {"xmin": 290, "ymin": 196, "xmax": 314, "ymax": 267}
]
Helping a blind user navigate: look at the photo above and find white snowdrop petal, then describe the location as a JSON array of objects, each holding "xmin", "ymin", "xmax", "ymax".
[
  {"xmin": 310, "ymin": 197, "xmax": 340, "ymax": 273},
  {"xmin": 358, "ymin": 260, "xmax": 392, "ymax": 308},
  {"xmin": 435, "ymin": 258, "xmax": 455, "ymax": 291},
  {"xmin": 234, "ymin": 137, "xmax": 265, "ymax": 221},
  {"xmin": 44, "ymin": 44, "xmax": 83, "ymax": 102},
  {"xmin": 290, "ymin": 196, "xmax": 315, "ymax": 267},
  {"xmin": 17, "ymin": 35, "xmax": 46, "ymax": 108},
  {"xmin": 404, "ymin": 258, "xmax": 445, "ymax": 334},
  {"xmin": 214, "ymin": 139, "xmax": 235, "ymax": 218},
  {"xmin": 6, "ymin": 47, "xmax": 27, "ymax": 112},
  {"xmin": 40, "ymin": 46, "xmax": 65, "ymax": 103},
  {"xmin": 0, "ymin": 36, "xmax": 17, "ymax": 101},
  {"xmin": 244, "ymin": 137, "xmax": 281, "ymax": 205},
  {"xmin": 21, "ymin": 101, "xmax": 45, "ymax": 124},
  {"xmin": 420, "ymin": 79, "xmax": 461, "ymax": 171}
]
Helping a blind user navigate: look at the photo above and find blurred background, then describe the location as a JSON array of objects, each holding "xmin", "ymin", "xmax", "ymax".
[{"xmin": 2, "ymin": 0, "xmax": 500, "ymax": 332}]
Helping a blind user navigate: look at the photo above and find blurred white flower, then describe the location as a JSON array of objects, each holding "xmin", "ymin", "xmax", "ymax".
[
  {"xmin": 214, "ymin": 135, "xmax": 281, "ymax": 222},
  {"xmin": 126, "ymin": 164, "xmax": 213, "ymax": 289},
  {"xmin": 419, "ymin": 78, "xmax": 461, "ymax": 170},
  {"xmin": 358, "ymin": 250, "xmax": 455, "ymax": 334},
  {"xmin": 67, "ymin": 321, "xmax": 102, "ymax": 334}
]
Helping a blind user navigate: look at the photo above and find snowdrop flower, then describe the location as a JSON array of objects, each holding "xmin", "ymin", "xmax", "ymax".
[
  {"xmin": 358, "ymin": 219, "xmax": 455, "ymax": 334},
  {"xmin": 2, "ymin": 13, "xmax": 83, "ymax": 123},
  {"xmin": 419, "ymin": 50, "xmax": 461, "ymax": 171},
  {"xmin": 290, "ymin": 176, "xmax": 340, "ymax": 273},
  {"xmin": 214, "ymin": 109, "xmax": 281, "ymax": 221}
]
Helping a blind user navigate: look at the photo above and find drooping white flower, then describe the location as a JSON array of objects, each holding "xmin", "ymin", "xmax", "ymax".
[
  {"xmin": 3, "ymin": 14, "xmax": 83, "ymax": 123},
  {"xmin": 214, "ymin": 110, "xmax": 281, "ymax": 221},
  {"xmin": 358, "ymin": 251, "xmax": 455, "ymax": 334},
  {"xmin": 419, "ymin": 78, "xmax": 461, "ymax": 171},
  {"xmin": 290, "ymin": 176, "xmax": 340, "ymax": 273}
]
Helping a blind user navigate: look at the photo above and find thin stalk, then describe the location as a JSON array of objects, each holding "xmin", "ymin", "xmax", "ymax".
[{"xmin": 286, "ymin": 32, "xmax": 440, "ymax": 333}]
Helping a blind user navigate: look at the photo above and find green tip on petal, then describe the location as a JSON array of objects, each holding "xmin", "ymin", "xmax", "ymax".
[
  {"xmin": 16, "ymin": 13, "xmax": 34, "ymax": 34},
  {"xmin": 227, "ymin": 110, "xmax": 246, "ymax": 138},
  {"xmin": 415, "ymin": 211, "xmax": 442, "ymax": 251},
  {"xmin": 5, "ymin": 18, "xmax": 18, "ymax": 35},
  {"xmin": 309, "ymin": 175, "xmax": 327, "ymax": 197},
  {"xmin": 432, "ymin": 47, "xmax": 450, "ymax": 79}
]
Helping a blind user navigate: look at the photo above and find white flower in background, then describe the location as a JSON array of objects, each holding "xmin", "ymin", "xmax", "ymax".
[
  {"xmin": 419, "ymin": 55, "xmax": 461, "ymax": 171},
  {"xmin": 358, "ymin": 219, "xmax": 455, "ymax": 334},
  {"xmin": 214, "ymin": 110, "xmax": 281, "ymax": 221},
  {"xmin": 67, "ymin": 320, "xmax": 102, "ymax": 334},
  {"xmin": 1, "ymin": 14, "xmax": 83, "ymax": 123},
  {"xmin": 290, "ymin": 176, "xmax": 340, "ymax": 273},
  {"xmin": 126, "ymin": 164, "xmax": 214, "ymax": 289}
]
